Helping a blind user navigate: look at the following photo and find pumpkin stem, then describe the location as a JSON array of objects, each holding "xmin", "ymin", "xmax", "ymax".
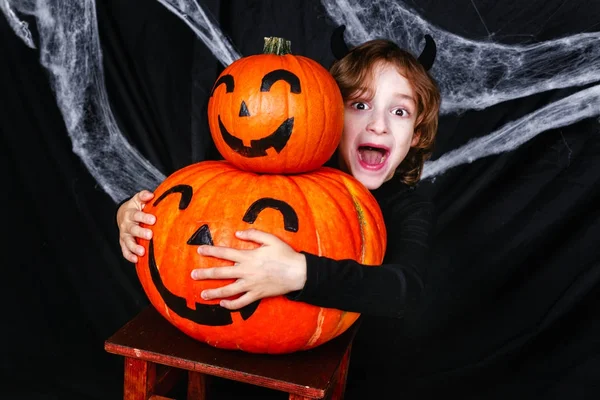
[{"xmin": 263, "ymin": 37, "xmax": 292, "ymax": 55}]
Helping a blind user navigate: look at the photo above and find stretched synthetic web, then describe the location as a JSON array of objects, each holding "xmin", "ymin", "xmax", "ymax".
[
  {"xmin": 2, "ymin": 0, "xmax": 165, "ymax": 202},
  {"xmin": 2, "ymin": 0, "xmax": 599, "ymax": 200},
  {"xmin": 324, "ymin": 0, "xmax": 600, "ymax": 113},
  {"xmin": 322, "ymin": 0, "xmax": 600, "ymax": 179},
  {"xmin": 421, "ymin": 84, "xmax": 600, "ymax": 179},
  {"xmin": 1, "ymin": 0, "xmax": 240, "ymax": 202}
]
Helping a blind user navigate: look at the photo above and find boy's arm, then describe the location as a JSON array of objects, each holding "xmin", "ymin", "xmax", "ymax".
[{"xmin": 286, "ymin": 198, "xmax": 434, "ymax": 318}]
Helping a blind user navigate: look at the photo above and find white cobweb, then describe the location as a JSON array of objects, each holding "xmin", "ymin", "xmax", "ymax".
[
  {"xmin": 2, "ymin": 0, "xmax": 165, "ymax": 202},
  {"xmin": 322, "ymin": 0, "xmax": 600, "ymax": 180},
  {"xmin": 2, "ymin": 0, "xmax": 599, "ymax": 200},
  {"xmin": 323, "ymin": 0, "xmax": 600, "ymax": 113},
  {"xmin": 154, "ymin": 0, "xmax": 241, "ymax": 66}
]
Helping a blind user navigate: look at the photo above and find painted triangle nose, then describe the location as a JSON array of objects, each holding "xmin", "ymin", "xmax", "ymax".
[{"xmin": 239, "ymin": 100, "xmax": 250, "ymax": 117}]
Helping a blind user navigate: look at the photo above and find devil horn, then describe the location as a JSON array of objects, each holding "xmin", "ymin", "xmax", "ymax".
[
  {"xmin": 331, "ymin": 25, "xmax": 350, "ymax": 60},
  {"xmin": 417, "ymin": 34, "xmax": 436, "ymax": 71}
]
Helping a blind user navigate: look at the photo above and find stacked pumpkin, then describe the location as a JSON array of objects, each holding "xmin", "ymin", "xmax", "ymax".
[{"xmin": 135, "ymin": 38, "xmax": 387, "ymax": 354}]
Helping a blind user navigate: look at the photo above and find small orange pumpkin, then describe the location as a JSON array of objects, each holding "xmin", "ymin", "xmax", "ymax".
[
  {"xmin": 136, "ymin": 160, "xmax": 386, "ymax": 354},
  {"xmin": 207, "ymin": 37, "xmax": 343, "ymax": 174}
]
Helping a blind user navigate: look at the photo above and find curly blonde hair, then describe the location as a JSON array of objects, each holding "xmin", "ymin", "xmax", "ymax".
[{"xmin": 329, "ymin": 39, "xmax": 441, "ymax": 186}]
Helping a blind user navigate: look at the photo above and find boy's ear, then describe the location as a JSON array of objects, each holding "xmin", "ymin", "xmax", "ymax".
[{"xmin": 411, "ymin": 130, "xmax": 421, "ymax": 147}]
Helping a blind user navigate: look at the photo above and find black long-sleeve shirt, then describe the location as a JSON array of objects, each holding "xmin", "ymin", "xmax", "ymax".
[
  {"xmin": 286, "ymin": 176, "xmax": 434, "ymax": 319},
  {"xmin": 283, "ymin": 176, "xmax": 435, "ymax": 398}
]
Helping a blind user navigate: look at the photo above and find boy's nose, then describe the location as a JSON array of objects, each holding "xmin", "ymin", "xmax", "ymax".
[{"xmin": 366, "ymin": 113, "xmax": 388, "ymax": 134}]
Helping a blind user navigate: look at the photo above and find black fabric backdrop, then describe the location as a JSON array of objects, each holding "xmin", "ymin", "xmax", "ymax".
[{"xmin": 2, "ymin": 0, "xmax": 599, "ymax": 399}]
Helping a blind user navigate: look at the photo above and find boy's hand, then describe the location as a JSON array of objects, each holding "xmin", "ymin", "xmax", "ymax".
[
  {"xmin": 116, "ymin": 190, "xmax": 156, "ymax": 263},
  {"xmin": 191, "ymin": 229, "xmax": 307, "ymax": 310}
]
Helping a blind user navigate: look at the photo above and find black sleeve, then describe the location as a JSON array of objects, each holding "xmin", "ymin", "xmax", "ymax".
[{"xmin": 285, "ymin": 196, "xmax": 434, "ymax": 318}]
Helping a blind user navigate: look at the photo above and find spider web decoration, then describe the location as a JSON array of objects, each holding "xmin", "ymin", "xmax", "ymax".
[{"xmin": 2, "ymin": 0, "xmax": 599, "ymax": 199}]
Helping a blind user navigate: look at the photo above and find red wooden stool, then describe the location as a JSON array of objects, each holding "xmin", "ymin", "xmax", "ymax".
[{"xmin": 105, "ymin": 306, "xmax": 359, "ymax": 399}]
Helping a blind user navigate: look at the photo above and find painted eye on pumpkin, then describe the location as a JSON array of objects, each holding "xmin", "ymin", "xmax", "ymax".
[
  {"xmin": 143, "ymin": 191, "xmax": 301, "ymax": 327},
  {"xmin": 153, "ymin": 185, "xmax": 215, "ymax": 246},
  {"xmin": 209, "ymin": 74, "xmax": 234, "ymax": 96},
  {"xmin": 242, "ymin": 197, "xmax": 299, "ymax": 232},
  {"xmin": 260, "ymin": 69, "xmax": 301, "ymax": 93},
  {"xmin": 153, "ymin": 184, "xmax": 192, "ymax": 210},
  {"xmin": 211, "ymin": 70, "xmax": 301, "ymax": 119}
]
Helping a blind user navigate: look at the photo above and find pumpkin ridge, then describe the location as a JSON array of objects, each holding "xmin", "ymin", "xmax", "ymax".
[
  {"xmin": 320, "ymin": 310, "xmax": 348, "ymax": 344},
  {"xmin": 305, "ymin": 307, "xmax": 326, "ymax": 348},
  {"xmin": 191, "ymin": 166, "xmax": 238, "ymax": 289},
  {"xmin": 201, "ymin": 162, "xmax": 242, "ymax": 190},
  {"xmin": 304, "ymin": 57, "xmax": 328, "ymax": 162},
  {"xmin": 193, "ymin": 164, "xmax": 246, "ymax": 253},
  {"xmin": 344, "ymin": 178, "xmax": 370, "ymax": 263},
  {"xmin": 297, "ymin": 56, "xmax": 311, "ymax": 172},
  {"xmin": 300, "ymin": 173, "xmax": 339, "ymax": 254},
  {"xmin": 286, "ymin": 174, "xmax": 318, "ymax": 251},
  {"xmin": 181, "ymin": 161, "xmax": 217, "ymax": 181},
  {"xmin": 356, "ymin": 190, "xmax": 386, "ymax": 262},
  {"xmin": 283, "ymin": 56, "xmax": 293, "ymax": 170},
  {"xmin": 166, "ymin": 162, "xmax": 200, "ymax": 184},
  {"xmin": 331, "ymin": 311, "xmax": 350, "ymax": 337},
  {"xmin": 307, "ymin": 171, "xmax": 362, "ymax": 255},
  {"xmin": 234, "ymin": 58, "xmax": 254, "ymax": 170},
  {"xmin": 332, "ymin": 174, "xmax": 365, "ymax": 254},
  {"xmin": 243, "ymin": 57, "xmax": 260, "ymax": 169},
  {"xmin": 352, "ymin": 197, "xmax": 367, "ymax": 262},
  {"xmin": 340, "ymin": 174, "xmax": 386, "ymax": 265}
]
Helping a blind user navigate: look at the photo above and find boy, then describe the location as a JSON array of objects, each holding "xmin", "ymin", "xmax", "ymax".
[{"xmin": 117, "ymin": 36, "xmax": 441, "ymax": 397}]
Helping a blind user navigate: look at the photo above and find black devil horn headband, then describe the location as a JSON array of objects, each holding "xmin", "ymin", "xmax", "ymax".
[{"xmin": 330, "ymin": 25, "xmax": 437, "ymax": 71}]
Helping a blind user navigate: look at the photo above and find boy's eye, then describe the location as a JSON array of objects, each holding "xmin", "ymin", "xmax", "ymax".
[
  {"xmin": 394, "ymin": 108, "xmax": 409, "ymax": 117},
  {"xmin": 351, "ymin": 102, "xmax": 369, "ymax": 110}
]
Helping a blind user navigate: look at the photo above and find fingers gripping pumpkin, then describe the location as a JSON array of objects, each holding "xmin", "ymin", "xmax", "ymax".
[
  {"xmin": 135, "ymin": 161, "xmax": 386, "ymax": 354},
  {"xmin": 208, "ymin": 37, "xmax": 344, "ymax": 174}
]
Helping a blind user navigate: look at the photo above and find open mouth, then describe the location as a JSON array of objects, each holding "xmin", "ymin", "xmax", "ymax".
[{"xmin": 357, "ymin": 145, "xmax": 389, "ymax": 170}]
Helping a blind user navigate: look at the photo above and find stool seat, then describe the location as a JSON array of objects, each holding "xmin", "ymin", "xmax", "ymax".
[{"xmin": 105, "ymin": 306, "xmax": 359, "ymax": 399}]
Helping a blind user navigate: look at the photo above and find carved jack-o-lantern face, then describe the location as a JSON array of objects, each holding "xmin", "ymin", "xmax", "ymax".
[
  {"xmin": 135, "ymin": 161, "xmax": 386, "ymax": 354},
  {"xmin": 207, "ymin": 38, "xmax": 344, "ymax": 174}
]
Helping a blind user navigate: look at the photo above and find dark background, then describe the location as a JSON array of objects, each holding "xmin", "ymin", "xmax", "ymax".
[{"xmin": 2, "ymin": 0, "xmax": 599, "ymax": 399}]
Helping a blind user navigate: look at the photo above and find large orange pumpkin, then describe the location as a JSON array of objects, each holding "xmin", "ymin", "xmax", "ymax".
[
  {"xmin": 207, "ymin": 37, "xmax": 343, "ymax": 174},
  {"xmin": 136, "ymin": 160, "xmax": 386, "ymax": 354}
]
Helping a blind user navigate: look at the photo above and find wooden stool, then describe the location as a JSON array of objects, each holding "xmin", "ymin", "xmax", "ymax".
[{"xmin": 105, "ymin": 306, "xmax": 359, "ymax": 399}]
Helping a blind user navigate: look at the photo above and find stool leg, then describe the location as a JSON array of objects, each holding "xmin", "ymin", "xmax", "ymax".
[
  {"xmin": 123, "ymin": 357, "xmax": 157, "ymax": 400},
  {"xmin": 187, "ymin": 371, "xmax": 207, "ymax": 400},
  {"xmin": 329, "ymin": 346, "xmax": 351, "ymax": 400}
]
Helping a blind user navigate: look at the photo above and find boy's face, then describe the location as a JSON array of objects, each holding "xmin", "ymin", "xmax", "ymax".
[{"xmin": 337, "ymin": 63, "xmax": 419, "ymax": 190}]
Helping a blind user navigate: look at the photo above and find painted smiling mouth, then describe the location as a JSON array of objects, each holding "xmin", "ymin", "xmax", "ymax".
[
  {"xmin": 358, "ymin": 145, "xmax": 389, "ymax": 165},
  {"xmin": 148, "ymin": 239, "xmax": 259, "ymax": 326},
  {"xmin": 218, "ymin": 115, "xmax": 294, "ymax": 158}
]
